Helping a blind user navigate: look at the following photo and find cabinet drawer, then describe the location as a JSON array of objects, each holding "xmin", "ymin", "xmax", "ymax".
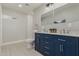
[
  {"xmin": 41, "ymin": 37, "xmax": 52, "ymax": 43},
  {"xmin": 41, "ymin": 44, "xmax": 50, "ymax": 49},
  {"xmin": 41, "ymin": 45, "xmax": 51, "ymax": 50},
  {"xmin": 41, "ymin": 48, "xmax": 51, "ymax": 56},
  {"xmin": 41, "ymin": 46, "xmax": 54, "ymax": 56},
  {"xmin": 43, "ymin": 51, "xmax": 51, "ymax": 56},
  {"xmin": 41, "ymin": 41, "xmax": 49, "ymax": 44}
]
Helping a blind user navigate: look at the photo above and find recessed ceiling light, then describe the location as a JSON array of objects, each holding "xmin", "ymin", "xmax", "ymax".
[{"xmin": 18, "ymin": 4, "xmax": 22, "ymax": 7}]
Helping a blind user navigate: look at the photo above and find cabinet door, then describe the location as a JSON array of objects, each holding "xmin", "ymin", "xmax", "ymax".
[
  {"xmin": 55, "ymin": 35, "xmax": 64, "ymax": 56},
  {"xmin": 44, "ymin": 35, "xmax": 57, "ymax": 56},
  {"xmin": 62, "ymin": 36, "xmax": 78, "ymax": 56}
]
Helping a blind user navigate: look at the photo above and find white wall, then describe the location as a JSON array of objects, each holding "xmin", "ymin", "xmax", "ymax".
[
  {"xmin": 0, "ymin": 4, "xmax": 2, "ymax": 43},
  {"xmin": 0, "ymin": 4, "xmax": 2, "ymax": 55},
  {"xmin": 2, "ymin": 7, "xmax": 28, "ymax": 43}
]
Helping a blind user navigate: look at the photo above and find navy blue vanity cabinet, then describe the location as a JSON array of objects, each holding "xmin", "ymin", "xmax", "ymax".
[{"xmin": 35, "ymin": 33, "xmax": 79, "ymax": 56}]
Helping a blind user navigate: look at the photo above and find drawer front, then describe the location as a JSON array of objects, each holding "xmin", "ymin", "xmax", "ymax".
[
  {"xmin": 41, "ymin": 40, "xmax": 50, "ymax": 45},
  {"xmin": 40, "ymin": 42, "xmax": 54, "ymax": 56},
  {"xmin": 41, "ymin": 45, "xmax": 51, "ymax": 50},
  {"xmin": 40, "ymin": 48, "xmax": 52, "ymax": 56}
]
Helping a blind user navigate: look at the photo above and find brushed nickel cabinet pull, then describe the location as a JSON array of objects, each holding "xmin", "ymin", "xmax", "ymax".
[
  {"xmin": 58, "ymin": 39, "xmax": 66, "ymax": 42},
  {"xmin": 44, "ymin": 46, "xmax": 49, "ymax": 49},
  {"xmin": 45, "ymin": 42, "xmax": 48, "ymax": 44},
  {"xmin": 60, "ymin": 44, "xmax": 62, "ymax": 52},
  {"xmin": 45, "ymin": 37, "xmax": 49, "ymax": 38},
  {"xmin": 60, "ymin": 44, "xmax": 63, "ymax": 52}
]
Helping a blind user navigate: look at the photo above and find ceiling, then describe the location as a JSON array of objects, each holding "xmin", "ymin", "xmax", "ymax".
[{"xmin": 2, "ymin": 3, "xmax": 43, "ymax": 14}]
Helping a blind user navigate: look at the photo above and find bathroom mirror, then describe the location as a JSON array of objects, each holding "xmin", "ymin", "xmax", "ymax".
[{"xmin": 41, "ymin": 3, "xmax": 79, "ymax": 35}]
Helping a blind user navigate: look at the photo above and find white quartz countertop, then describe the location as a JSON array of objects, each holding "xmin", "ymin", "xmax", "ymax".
[{"xmin": 36, "ymin": 32, "xmax": 79, "ymax": 37}]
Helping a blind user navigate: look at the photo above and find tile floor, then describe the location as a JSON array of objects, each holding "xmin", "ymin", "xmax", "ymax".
[{"xmin": 0, "ymin": 42, "xmax": 42, "ymax": 56}]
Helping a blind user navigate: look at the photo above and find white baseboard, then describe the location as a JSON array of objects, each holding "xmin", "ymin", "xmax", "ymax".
[
  {"xmin": 25, "ymin": 39, "xmax": 34, "ymax": 42},
  {"xmin": 0, "ymin": 39, "xmax": 34, "ymax": 47},
  {"xmin": 0, "ymin": 40, "xmax": 26, "ymax": 46}
]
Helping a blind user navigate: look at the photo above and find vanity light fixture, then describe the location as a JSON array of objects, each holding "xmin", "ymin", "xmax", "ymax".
[
  {"xmin": 53, "ymin": 19, "xmax": 66, "ymax": 24},
  {"xmin": 61, "ymin": 19, "xmax": 66, "ymax": 23}
]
